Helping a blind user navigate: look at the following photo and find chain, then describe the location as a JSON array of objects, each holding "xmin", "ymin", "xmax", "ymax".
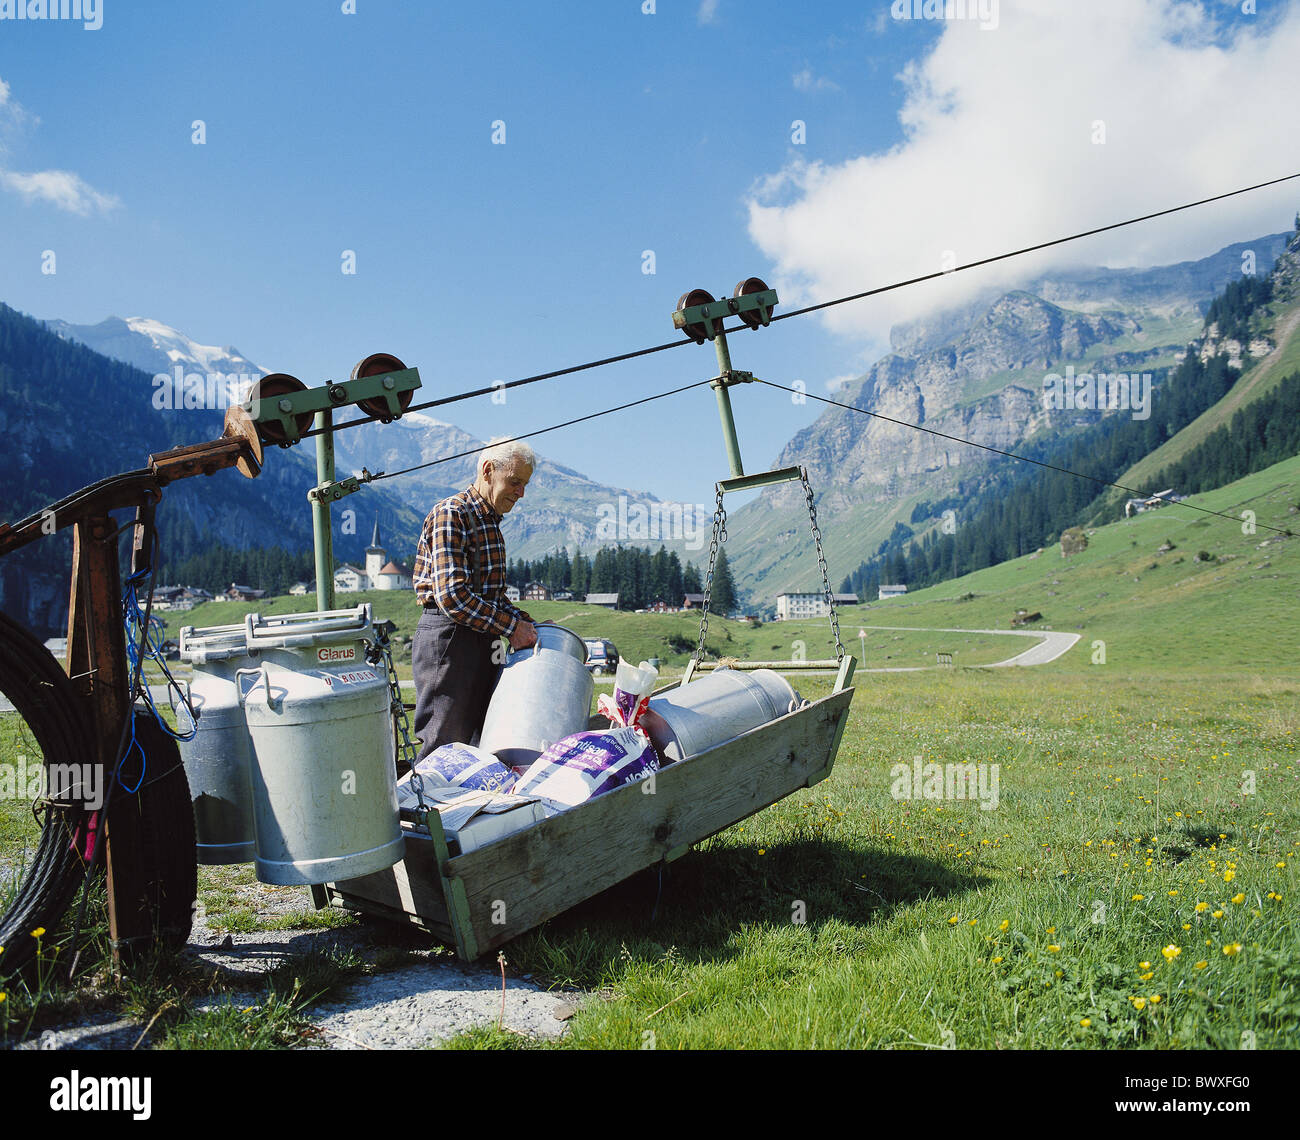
[
  {"xmin": 367, "ymin": 622, "xmax": 426, "ymax": 812},
  {"xmin": 801, "ymin": 467, "xmax": 846, "ymax": 662},
  {"xmin": 694, "ymin": 484, "xmax": 726, "ymax": 665}
]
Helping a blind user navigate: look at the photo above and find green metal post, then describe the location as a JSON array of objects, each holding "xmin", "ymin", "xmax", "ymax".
[
  {"xmin": 711, "ymin": 331, "xmax": 745, "ymax": 478},
  {"xmin": 313, "ymin": 408, "xmax": 336, "ymax": 611}
]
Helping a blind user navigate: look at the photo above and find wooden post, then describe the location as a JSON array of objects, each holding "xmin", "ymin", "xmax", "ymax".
[{"xmin": 66, "ymin": 515, "xmax": 151, "ymax": 968}]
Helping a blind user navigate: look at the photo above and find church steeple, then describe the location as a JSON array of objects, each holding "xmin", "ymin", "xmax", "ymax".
[{"xmin": 365, "ymin": 516, "xmax": 386, "ymax": 590}]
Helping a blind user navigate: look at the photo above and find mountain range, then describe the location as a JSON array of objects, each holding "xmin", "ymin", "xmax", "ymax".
[
  {"xmin": 725, "ymin": 231, "xmax": 1295, "ymax": 597},
  {"xmin": 4, "ymin": 226, "xmax": 1296, "ymax": 637}
]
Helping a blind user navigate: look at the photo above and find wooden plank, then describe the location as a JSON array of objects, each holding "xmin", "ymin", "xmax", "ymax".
[
  {"xmin": 447, "ymin": 687, "xmax": 853, "ymax": 958},
  {"xmin": 324, "ymin": 886, "xmax": 454, "ymax": 942},
  {"xmin": 327, "ymin": 828, "xmax": 454, "ymax": 941}
]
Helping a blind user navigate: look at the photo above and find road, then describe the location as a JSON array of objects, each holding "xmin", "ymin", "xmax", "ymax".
[{"xmin": 856, "ymin": 625, "xmax": 1083, "ymax": 669}]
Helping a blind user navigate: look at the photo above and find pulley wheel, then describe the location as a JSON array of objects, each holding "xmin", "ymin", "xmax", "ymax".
[
  {"xmin": 733, "ymin": 276, "xmax": 772, "ymax": 330},
  {"xmin": 249, "ymin": 373, "xmax": 312, "ymax": 445},
  {"xmin": 351, "ymin": 352, "xmax": 412, "ymax": 421},
  {"xmin": 677, "ymin": 289, "xmax": 719, "ymax": 343},
  {"xmin": 223, "ymin": 404, "xmax": 264, "ymax": 478}
]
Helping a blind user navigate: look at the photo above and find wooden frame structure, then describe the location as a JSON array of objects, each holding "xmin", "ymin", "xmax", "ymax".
[{"xmin": 320, "ymin": 658, "xmax": 855, "ymax": 960}]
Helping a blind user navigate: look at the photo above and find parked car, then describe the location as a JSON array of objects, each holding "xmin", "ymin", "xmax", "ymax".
[{"xmin": 583, "ymin": 638, "xmax": 619, "ymax": 676}]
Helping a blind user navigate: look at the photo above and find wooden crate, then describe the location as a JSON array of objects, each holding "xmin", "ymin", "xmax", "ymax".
[{"xmin": 323, "ymin": 680, "xmax": 854, "ymax": 960}]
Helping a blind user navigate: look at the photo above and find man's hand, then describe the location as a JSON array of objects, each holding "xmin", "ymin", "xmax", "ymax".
[{"xmin": 508, "ymin": 619, "xmax": 538, "ymax": 651}]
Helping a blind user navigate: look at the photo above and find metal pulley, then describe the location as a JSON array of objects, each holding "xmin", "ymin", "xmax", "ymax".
[
  {"xmin": 247, "ymin": 373, "xmax": 313, "ymax": 446},
  {"xmin": 675, "ymin": 289, "xmax": 722, "ymax": 344},
  {"xmin": 352, "ymin": 352, "xmax": 415, "ymax": 422},
  {"xmin": 673, "ymin": 279, "xmax": 778, "ymax": 343},
  {"xmin": 733, "ymin": 276, "xmax": 775, "ymax": 330}
]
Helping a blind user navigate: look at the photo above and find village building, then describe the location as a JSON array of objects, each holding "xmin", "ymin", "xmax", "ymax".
[{"xmin": 776, "ymin": 591, "xmax": 859, "ymax": 619}]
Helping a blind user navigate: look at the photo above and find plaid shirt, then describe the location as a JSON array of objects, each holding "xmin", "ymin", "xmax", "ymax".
[{"xmin": 413, "ymin": 484, "xmax": 525, "ymax": 637}]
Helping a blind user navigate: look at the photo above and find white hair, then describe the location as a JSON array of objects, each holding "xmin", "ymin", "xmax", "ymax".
[{"xmin": 481, "ymin": 437, "xmax": 535, "ymax": 473}]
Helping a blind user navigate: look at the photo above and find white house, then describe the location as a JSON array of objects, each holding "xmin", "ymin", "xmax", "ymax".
[
  {"xmin": 374, "ymin": 560, "xmax": 413, "ymax": 591},
  {"xmin": 334, "ymin": 564, "xmax": 366, "ymax": 593},
  {"xmin": 505, "ymin": 584, "xmax": 521, "ymax": 603},
  {"xmin": 774, "ymin": 592, "xmax": 859, "ymax": 619},
  {"xmin": 878, "ymin": 584, "xmax": 908, "ymax": 601}
]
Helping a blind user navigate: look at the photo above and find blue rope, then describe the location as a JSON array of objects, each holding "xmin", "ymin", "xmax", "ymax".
[{"xmin": 121, "ymin": 567, "xmax": 198, "ymax": 758}]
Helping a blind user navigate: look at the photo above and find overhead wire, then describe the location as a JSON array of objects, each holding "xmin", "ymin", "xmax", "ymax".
[
  {"xmin": 309, "ymin": 169, "xmax": 1300, "ymax": 443},
  {"xmin": 346, "ymin": 172, "xmax": 1300, "ymax": 533},
  {"xmin": 367, "ymin": 377, "xmax": 717, "ymax": 482}
]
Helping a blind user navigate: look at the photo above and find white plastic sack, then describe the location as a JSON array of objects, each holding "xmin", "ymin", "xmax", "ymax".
[
  {"xmin": 512, "ymin": 725, "xmax": 658, "ymax": 811},
  {"xmin": 596, "ymin": 658, "xmax": 659, "ymax": 729},
  {"xmin": 415, "ymin": 742, "xmax": 516, "ymax": 793}
]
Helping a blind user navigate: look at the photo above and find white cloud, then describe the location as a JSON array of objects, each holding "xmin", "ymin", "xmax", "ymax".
[
  {"xmin": 793, "ymin": 68, "xmax": 840, "ymax": 93},
  {"xmin": 0, "ymin": 75, "xmax": 118, "ymax": 215},
  {"xmin": 747, "ymin": 0, "xmax": 1300, "ymax": 354},
  {"xmin": 697, "ymin": 0, "xmax": 719, "ymax": 26},
  {"xmin": 0, "ymin": 168, "xmax": 119, "ymax": 215}
]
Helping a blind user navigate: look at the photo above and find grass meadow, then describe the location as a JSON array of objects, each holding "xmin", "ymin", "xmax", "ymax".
[{"xmin": 1, "ymin": 458, "xmax": 1297, "ymax": 1049}]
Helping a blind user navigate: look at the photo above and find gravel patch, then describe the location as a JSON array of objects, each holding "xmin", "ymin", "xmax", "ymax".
[
  {"xmin": 14, "ymin": 880, "xmax": 590, "ymax": 1050},
  {"xmin": 304, "ymin": 963, "xmax": 575, "ymax": 1049}
]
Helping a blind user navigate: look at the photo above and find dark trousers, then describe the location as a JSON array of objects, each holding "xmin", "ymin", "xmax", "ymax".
[{"xmin": 412, "ymin": 609, "xmax": 499, "ymax": 761}]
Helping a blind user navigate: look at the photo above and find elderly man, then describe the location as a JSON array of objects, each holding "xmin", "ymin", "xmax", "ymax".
[{"xmin": 411, "ymin": 439, "xmax": 538, "ymax": 760}]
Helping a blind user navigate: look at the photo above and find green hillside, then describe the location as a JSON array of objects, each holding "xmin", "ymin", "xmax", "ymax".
[
  {"xmin": 1114, "ymin": 275, "xmax": 1300, "ymax": 495},
  {"xmin": 853, "ymin": 453, "xmax": 1299, "ymax": 674}
]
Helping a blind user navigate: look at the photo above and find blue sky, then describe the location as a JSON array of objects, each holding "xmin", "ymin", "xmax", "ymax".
[{"xmin": 2, "ymin": 0, "xmax": 1298, "ymax": 509}]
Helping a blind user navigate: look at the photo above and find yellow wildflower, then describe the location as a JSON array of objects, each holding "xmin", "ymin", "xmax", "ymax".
[
  {"xmin": 1222, "ymin": 943, "xmax": 1242, "ymax": 956},
  {"xmin": 1161, "ymin": 945, "xmax": 1181, "ymax": 962}
]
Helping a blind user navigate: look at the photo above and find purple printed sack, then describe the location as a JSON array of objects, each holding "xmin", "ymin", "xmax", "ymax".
[
  {"xmin": 418, "ymin": 742, "xmax": 516, "ymax": 794},
  {"xmin": 512, "ymin": 725, "xmax": 657, "ymax": 811}
]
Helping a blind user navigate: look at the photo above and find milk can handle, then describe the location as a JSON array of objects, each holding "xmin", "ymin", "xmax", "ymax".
[
  {"xmin": 234, "ymin": 664, "xmax": 274, "ymax": 709},
  {"xmin": 167, "ymin": 679, "xmax": 191, "ymax": 714}
]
